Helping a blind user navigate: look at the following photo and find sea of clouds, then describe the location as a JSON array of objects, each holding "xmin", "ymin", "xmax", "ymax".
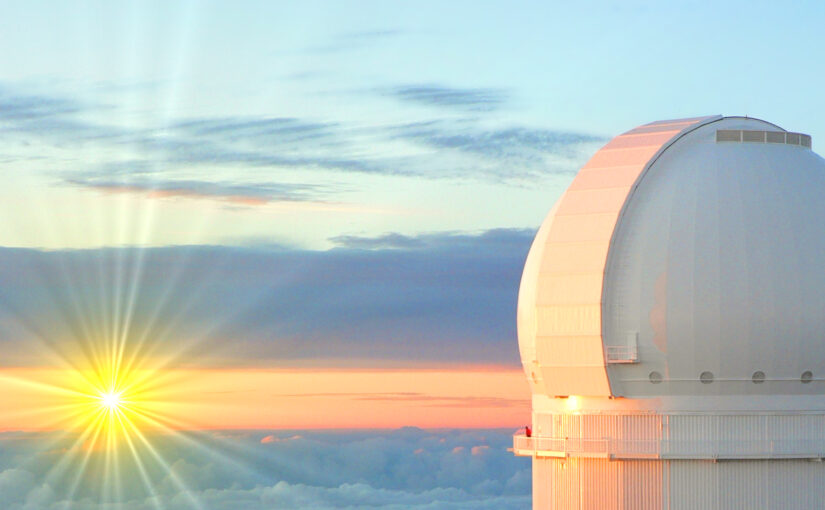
[{"xmin": 0, "ymin": 428, "xmax": 530, "ymax": 509}]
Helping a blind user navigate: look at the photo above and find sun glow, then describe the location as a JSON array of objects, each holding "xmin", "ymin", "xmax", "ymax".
[
  {"xmin": 99, "ymin": 390, "xmax": 123, "ymax": 413},
  {"xmin": 70, "ymin": 369, "xmax": 143, "ymax": 445},
  {"xmin": 28, "ymin": 358, "xmax": 191, "ymax": 452},
  {"xmin": 0, "ymin": 355, "xmax": 220, "ymax": 506}
]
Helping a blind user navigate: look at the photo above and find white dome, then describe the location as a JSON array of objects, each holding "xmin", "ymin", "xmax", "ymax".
[{"xmin": 518, "ymin": 115, "xmax": 825, "ymax": 400}]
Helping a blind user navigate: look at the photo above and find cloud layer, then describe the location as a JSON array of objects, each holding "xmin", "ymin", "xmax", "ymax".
[
  {"xmin": 0, "ymin": 229, "xmax": 533, "ymax": 367},
  {"xmin": 0, "ymin": 428, "xmax": 530, "ymax": 509}
]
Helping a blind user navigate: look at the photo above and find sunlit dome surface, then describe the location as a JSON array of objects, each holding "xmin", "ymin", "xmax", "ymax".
[{"xmin": 518, "ymin": 115, "xmax": 825, "ymax": 401}]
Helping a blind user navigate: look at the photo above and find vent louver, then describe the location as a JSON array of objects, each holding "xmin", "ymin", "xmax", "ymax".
[{"xmin": 718, "ymin": 129, "xmax": 811, "ymax": 148}]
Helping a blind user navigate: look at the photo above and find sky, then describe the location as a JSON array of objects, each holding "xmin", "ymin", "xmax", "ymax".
[{"xmin": 1, "ymin": 0, "xmax": 824, "ymax": 508}]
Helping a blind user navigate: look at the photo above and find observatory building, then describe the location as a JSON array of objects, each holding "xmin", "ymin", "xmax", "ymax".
[{"xmin": 512, "ymin": 116, "xmax": 825, "ymax": 509}]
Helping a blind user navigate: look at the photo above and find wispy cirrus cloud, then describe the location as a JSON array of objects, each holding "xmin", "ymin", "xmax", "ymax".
[
  {"xmin": 394, "ymin": 121, "xmax": 604, "ymax": 159},
  {"xmin": 1, "ymin": 81, "xmax": 602, "ymax": 183},
  {"xmin": 169, "ymin": 117, "xmax": 341, "ymax": 144},
  {"xmin": 65, "ymin": 176, "xmax": 331, "ymax": 205},
  {"xmin": 0, "ymin": 87, "xmax": 86, "ymax": 121},
  {"xmin": 388, "ymin": 119, "xmax": 606, "ymax": 176},
  {"xmin": 0, "ymin": 82, "xmax": 379, "ymax": 176},
  {"xmin": 128, "ymin": 132, "xmax": 377, "ymax": 173},
  {"xmin": 0, "ymin": 85, "xmax": 116, "ymax": 142},
  {"xmin": 298, "ymin": 29, "xmax": 405, "ymax": 54},
  {"xmin": 385, "ymin": 84, "xmax": 508, "ymax": 112}
]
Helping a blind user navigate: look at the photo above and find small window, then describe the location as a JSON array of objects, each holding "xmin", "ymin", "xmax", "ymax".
[
  {"xmin": 649, "ymin": 371, "xmax": 663, "ymax": 384},
  {"xmin": 801, "ymin": 371, "xmax": 814, "ymax": 384},
  {"xmin": 751, "ymin": 371, "xmax": 765, "ymax": 384},
  {"xmin": 700, "ymin": 371, "xmax": 714, "ymax": 384},
  {"xmin": 801, "ymin": 134, "xmax": 812, "ymax": 148},
  {"xmin": 787, "ymin": 133, "xmax": 801, "ymax": 145}
]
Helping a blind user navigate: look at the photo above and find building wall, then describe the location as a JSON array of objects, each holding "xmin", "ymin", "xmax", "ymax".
[
  {"xmin": 529, "ymin": 410, "xmax": 825, "ymax": 509},
  {"xmin": 669, "ymin": 460, "xmax": 825, "ymax": 510},
  {"xmin": 533, "ymin": 457, "xmax": 825, "ymax": 509},
  {"xmin": 531, "ymin": 410, "xmax": 825, "ymax": 458},
  {"xmin": 534, "ymin": 457, "xmax": 662, "ymax": 509}
]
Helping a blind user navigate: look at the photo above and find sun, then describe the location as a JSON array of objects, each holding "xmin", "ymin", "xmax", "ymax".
[
  {"xmin": 67, "ymin": 364, "xmax": 155, "ymax": 447},
  {"xmin": 99, "ymin": 390, "xmax": 124, "ymax": 414},
  {"xmin": 0, "ymin": 357, "xmax": 208, "ymax": 505},
  {"xmin": 4, "ymin": 352, "xmax": 191, "ymax": 454}
]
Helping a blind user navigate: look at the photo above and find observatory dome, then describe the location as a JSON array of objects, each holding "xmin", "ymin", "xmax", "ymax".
[
  {"xmin": 518, "ymin": 115, "xmax": 825, "ymax": 404},
  {"xmin": 514, "ymin": 116, "xmax": 825, "ymax": 510}
]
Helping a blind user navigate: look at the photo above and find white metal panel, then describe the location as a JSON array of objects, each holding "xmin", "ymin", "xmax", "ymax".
[
  {"xmin": 524, "ymin": 412, "xmax": 825, "ymax": 460},
  {"xmin": 603, "ymin": 116, "xmax": 825, "ymax": 398},
  {"xmin": 533, "ymin": 457, "xmax": 663, "ymax": 509},
  {"xmin": 527, "ymin": 410, "xmax": 825, "ymax": 508},
  {"xmin": 534, "ymin": 305, "xmax": 601, "ymax": 336},
  {"xmin": 518, "ymin": 116, "xmax": 717, "ymax": 398},
  {"xmin": 570, "ymin": 165, "xmax": 649, "ymax": 190},
  {"xmin": 539, "ymin": 241, "xmax": 610, "ymax": 274},
  {"xmin": 668, "ymin": 460, "xmax": 825, "ymax": 510},
  {"xmin": 535, "ymin": 335, "xmax": 604, "ymax": 366}
]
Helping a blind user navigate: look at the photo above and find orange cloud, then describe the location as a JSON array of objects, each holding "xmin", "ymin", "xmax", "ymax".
[
  {"xmin": 85, "ymin": 182, "xmax": 273, "ymax": 206},
  {"xmin": 260, "ymin": 434, "xmax": 302, "ymax": 443}
]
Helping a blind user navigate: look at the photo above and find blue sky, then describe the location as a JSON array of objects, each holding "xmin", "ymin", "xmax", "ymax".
[
  {"xmin": 0, "ymin": 0, "xmax": 822, "ymax": 401},
  {"xmin": 3, "ymin": 1, "xmax": 823, "ymax": 251},
  {"xmin": 1, "ymin": 0, "xmax": 821, "ymax": 367}
]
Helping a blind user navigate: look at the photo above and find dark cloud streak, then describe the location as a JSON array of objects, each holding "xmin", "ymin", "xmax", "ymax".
[
  {"xmin": 170, "ymin": 117, "xmax": 339, "ymax": 143},
  {"xmin": 298, "ymin": 29, "xmax": 405, "ymax": 54},
  {"xmin": 386, "ymin": 84, "xmax": 508, "ymax": 112},
  {"xmin": 389, "ymin": 120, "xmax": 606, "ymax": 176},
  {"xmin": 0, "ymin": 86, "xmax": 89, "ymax": 121}
]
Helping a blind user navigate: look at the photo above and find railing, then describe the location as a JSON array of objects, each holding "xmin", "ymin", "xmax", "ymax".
[
  {"xmin": 605, "ymin": 345, "xmax": 638, "ymax": 363},
  {"xmin": 512, "ymin": 434, "xmax": 825, "ymax": 460}
]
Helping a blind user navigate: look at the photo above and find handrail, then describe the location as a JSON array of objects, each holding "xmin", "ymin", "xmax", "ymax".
[
  {"xmin": 605, "ymin": 345, "xmax": 638, "ymax": 363},
  {"xmin": 512, "ymin": 434, "xmax": 825, "ymax": 460}
]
